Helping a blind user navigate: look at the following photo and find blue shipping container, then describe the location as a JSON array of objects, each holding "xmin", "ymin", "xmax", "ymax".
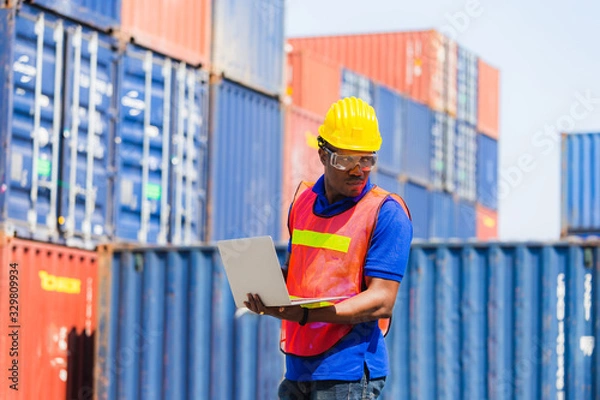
[
  {"xmin": 96, "ymin": 242, "xmax": 600, "ymax": 400},
  {"xmin": 457, "ymin": 46, "xmax": 478, "ymax": 126},
  {"xmin": 403, "ymin": 180, "xmax": 430, "ymax": 240},
  {"xmin": 431, "ymin": 111, "xmax": 445, "ymax": 190},
  {"xmin": 456, "ymin": 199, "xmax": 476, "ymax": 239},
  {"xmin": 374, "ymin": 85, "xmax": 405, "ymax": 175},
  {"xmin": 477, "ymin": 132, "xmax": 499, "ymax": 210},
  {"xmin": 455, "ymin": 120, "xmax": 477, "ymax": 201},
  {"xmin": 340, "ymin": 68, "xmax": 376, "ymax": 107},
  {"xmin": 562, "ymin": 133, "xmax": 600, "ymax": 236},
  {"xmin": 371, "ymin": 170, "xmax": 402, "ymax": 196},
  {"xmin": 59, "ymin": 19, "xmax": 117, "ymax": 248},
  {"xmin": 29, "ymin": 0, "xmax": 121, "ymax": 32},
  {"xmin": 209, "ymin": 79, "xmax": 283, "ymax": 241},
  {"xmin": 212, "ymin": 0, "xmax": 284, "ymax": 96},
  {"xmin": 115, "ymin": 46, "xmax": 209, "ymax": 244},
  {"xmin": 430, "ymin": 190, "xmax": 457, "ymax": 239},
  {"xmin": 403, "ymin": 99, "xmax": 432, "ymax": 186}
]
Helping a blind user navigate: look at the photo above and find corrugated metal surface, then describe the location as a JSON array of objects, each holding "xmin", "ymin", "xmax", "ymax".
[
  {"xmin": 476, "ymin": 203, "xmax": 498, "ymax": 240},
  {"xmin": 431, "ymin": 112, "xmax": 445, "ymax": 190},
  {"xmin": 383, "ymin": 242, "xmax": 599, "ymax": 399},
  {"xmin": 59, "ymin": 20, "xmax": 117, "ymax": 249},
  {"xmin": 477, "ymin": 59, "xmax": 500, "ymax": 139},
  {"xmin": 374, "ymin": 85, "xmax": 405, "ymax": 175},
  {"xmin": 403, "ymin": 99, "xmax": 432, "ymax": 185},
  {"xmin": 457, "ymin": 46, "xmax": 478, "ymax": 125},
  {"xmin": 455, "ymin": 121, "xmax": 477, "ymax": 201},
  {"xmin": 0, "ymin": 6, "xmax": 66, "ymax": 242},
  {"xmin": 456, "ymin": 199, "xmax": 476, "ymax": 239},
  {"xmin": 340, "ymin": 68, "xmax": 376, "ymax": 107},
  {"xmin": 285, "ymin": 50, "xmax": 340, "ymax": 117},
  {"xmin": 212, "ymin": 0, "xmax": 284, "ymax": 95},
  {"xmin": 121, "ymin": 0, "xmax": 211, "ymax": 67},
  {"xmin": 95, "ymin": 245, "xmax": 285, "ymax": 400},
  {"xmin": 0, "ymin": 234, "xmax": 97, "ymax": 400},
  {"xmin": 430, "ymin": 191, "xmax": 456, "ymax": 239},
  {"xmin": 403, "ymin": 180, "xmax": 430, "ymax": 239},
  {"xmin": 477, "ymin": 133, "xmax": 498, "ymax": 210},
  {"xmin": 96, "ymin": 242, "xmax": 600, "ymax": 400},
  {"xmin": 288, "ymin": 30, "xmax": 458, "ymax": 114},
  {"xmin": 29, "ymin": 0, "xmax": 120, "ymax": 32},
  {"xmin": 209, "ymin": 79, "xmax": 283, "ymax": 241},
  {"xmin": 562, "ymin": 133, "xmax": 600, "ymax": 236},
  {"xmin": 281, "ymin": 106, "xmax": 323, "ymax": 240}
]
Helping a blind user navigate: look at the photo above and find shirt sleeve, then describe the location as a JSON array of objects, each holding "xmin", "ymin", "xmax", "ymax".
[{"xmin": 364, "ymin": 197, "xmax": 413, "ymax": 282}]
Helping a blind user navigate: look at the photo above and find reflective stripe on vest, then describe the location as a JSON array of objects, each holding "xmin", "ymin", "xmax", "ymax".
[{"xmin": 280, "ymin": 181, "xmax": 408, "ymax": 357}]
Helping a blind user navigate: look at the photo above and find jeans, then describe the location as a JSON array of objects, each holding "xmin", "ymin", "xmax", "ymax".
[{"xmin": 278, "ymin": 368, "xmax": 385, "ymax": 400}]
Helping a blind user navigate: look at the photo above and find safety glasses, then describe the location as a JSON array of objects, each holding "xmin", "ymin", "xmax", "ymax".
[{"xmin": 323, "ymin": 147, "xmax": 378, "ymax": 171}]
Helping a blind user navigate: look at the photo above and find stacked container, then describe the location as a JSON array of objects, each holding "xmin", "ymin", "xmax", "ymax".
[{"xmin": 287, "ymin": 30, "xmax": 499, "ymax": 240}]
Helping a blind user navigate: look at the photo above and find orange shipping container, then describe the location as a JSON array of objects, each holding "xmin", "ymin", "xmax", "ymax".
[
  {"xmin": 476, "ymin": 204, "xmax": 498, "ymax": 240},
  {"xmin": 281, "ymin": 106, "xmax": 324, "ymax": 240},
  {"xmin": 286, "ymin": 50, "xmax": 341, "ymax": 117},
  {"xmin": 0, "ymin": 235, "xmax": 97, "ymax": 399},
  {"xmin": 288, "ymin": 30, "xmax": 458, "ymax": 115},
  {"xmin": 121, "ymin": 0, "xmax": 211, "ymax": 67},
  {"xmin": 477, "ymin": 60, "xmax": 500, "ymax": 139}
]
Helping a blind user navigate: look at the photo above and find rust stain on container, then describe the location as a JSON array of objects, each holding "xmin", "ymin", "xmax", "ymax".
[
  {"xmin": 477, "ymin": 60, "xmax": 500, "ymax": 139},
  {"xmin": 0, "ymin": 235, "xmax": 97, "ymax": 399},
  {"xmin": 121, "ymin": 0, "xmax": 211, "ymax": 67}
]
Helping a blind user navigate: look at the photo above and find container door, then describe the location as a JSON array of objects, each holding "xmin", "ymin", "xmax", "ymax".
[
  {"xmin": 59, "ymin": 23, "xmax": 116, "ymax": 248},
  {"xmin": 115, "ymin": 47, "xmax": 172, "ymax": 244},
  {"xmin": 170, "ymin": 64, "xmax": 209, "ymax": 245},
  {"xmin": 456, "ymin": 121, "xmax": 477, "ymax": 202},
  {"xmin": 1, "ymin": 8, "xmax": 63, "ymax": 241}
]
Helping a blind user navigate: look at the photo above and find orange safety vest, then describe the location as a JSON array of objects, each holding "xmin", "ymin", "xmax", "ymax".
[{"xmin": 280, "ymin": 181, "xmax": 411, "ymax": 357}]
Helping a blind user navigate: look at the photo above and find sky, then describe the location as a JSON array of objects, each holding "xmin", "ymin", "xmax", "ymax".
[{"xmin": 285, "ymin": 0, "xmax": 600, "ymax": 241}]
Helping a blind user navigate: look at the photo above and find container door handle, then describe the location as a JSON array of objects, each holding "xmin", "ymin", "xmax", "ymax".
[
  {"xmin": 172, "ymin": 63, "xmax": 187, "ymax": 245},
  {"xmin": 138, "ymin": 51, "xmax": 153, "ymax": 244},
  {"xmin": 183, "ymin": 69, "xmax": 196, "ymax": 244},
  {"xmin": 158, "ymin": 58, "xmax": 172, "ymax": 245}
]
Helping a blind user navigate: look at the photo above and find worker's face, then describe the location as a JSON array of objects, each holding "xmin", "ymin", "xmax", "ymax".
[{"xmin": 319, "ymin": 145, "xmax": 374, "ymax": 203}]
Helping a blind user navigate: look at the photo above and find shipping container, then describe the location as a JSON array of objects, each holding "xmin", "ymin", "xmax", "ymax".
[
  {"xmin": 456, "ymin": 199, "xmax": 476, "ymax": 239},
  {"xmin": 120, "ymin": 0, "xmax": 211, "ymax": 67},
  {"xmin": 96, "ymin": 242, "xmax": 600, "ymax": 400},
  {"xmin": 476, "ymin": 203, "xmax": 498, "ymax": 240},
  {"xmin": 430, "ymin": 190, "xmax": 457, "ymax": 239},
  {"xmin": 212, "ymin": 0, "xmax": 285, "ymax": 96},
  {"xmin": 59, "ymin": 20, "xmax": 118, "ymax": 249},
  {"xmin": 454, "ymin": 120, "xmax": 477, "ymax": 202},
  {"xmin": 340, "ymin": 68, "xmax": 376, "ymax": 107},
  {"xmin": 371, "ymin": 170, "xmax": 402, "ymax": 196},
  {"xmin": 477, "ymin": 133, "xmax": 499, "ymax": 210},
  {"xmin": 477, "ymin": 59, "xmax": 500, "ymax": 139},
  {"xmin": 27, "ymin": 0, "xmax": 120, "ymax": 32},
  {"xmin": 288, "ymin": 30, "xmax": 458, "ymax": 114},
  {"xmin": 209, "ymin": 79, "xmax": 283, "ymax": 241},
  {"xmin": 403, "ymin": 99, "xmax": 432, "ymax": 186},
  {"xmin": 0, "ymin": 234, "xmax": 97, "ymax": 400},
  {"xmin": 403, "ymin": 180, "xmax": 430, "ymax": 239},
  {"xmin": 281, "ymin": 106, "xmax": 324, "ymax": 240},
  {"xmin": 431, "ymin": 111, "xmax": 446, "ymax": 190},
  {"xmin": 285, "ymin": 50, "xmax": 340, "ymax": 117},
  {"xmin": 373, "ymin": 85, "xmax": 405, "ymax": 175},
  {"xmin": 114, "ymin": 46, "xmax": 209, "ymax": 244},
  {"xmin": 95, "ymin": 244, "xmax": 286, "ymax": 400},
  {"xmin": 562, "ymin": 133, "xmax": 600, "ymax": 237},
  {"xmin": 457, "ymin": 46, "xmax": 478, "ymax": 126}
]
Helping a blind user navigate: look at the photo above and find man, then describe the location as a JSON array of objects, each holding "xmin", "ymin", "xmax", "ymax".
[{"xmin": 245, "ymin": 97, "xmax": 413, "ymax": 399}]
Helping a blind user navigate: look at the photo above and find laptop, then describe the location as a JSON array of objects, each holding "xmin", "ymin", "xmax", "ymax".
[{"xmin": 217, "ymin": 236, "xmax": 349, "ymax": 309}]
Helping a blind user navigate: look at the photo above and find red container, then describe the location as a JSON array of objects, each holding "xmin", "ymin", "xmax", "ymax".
[
  {"xmin": 286, "ymin": 50, "xmax": 341, "ymax": 117},
  {"xmin": 281, "ymin": 106, "xmax": 324, "ymax": 239},
  {"xmin": 120, "ymin": 0, "xmax": 211, "ymax": 67},
  {"xmin": 0, "ymin": 235, "xmax": 97, "ymax": 399},
  {"xmin": 476, "ymin": 204, "xmax": 498, "ymax": 240},
  {"xmin": 288, "ymin": 30, "xmax": 457, "ymax": 115},
  {"xmin": 477, "ymin": 60, "xmax": 500, "ymax": 139}
]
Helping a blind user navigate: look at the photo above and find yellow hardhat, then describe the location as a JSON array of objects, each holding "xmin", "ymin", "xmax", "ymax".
[{"xmin": 318, "ymin": 97, "xmax": 382, "ymax": 152}]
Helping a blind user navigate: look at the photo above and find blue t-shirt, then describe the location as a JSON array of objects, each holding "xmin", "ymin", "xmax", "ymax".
[{"xmin": 285, "ymin": 176, "xmax": 413, "ymax": 381}]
